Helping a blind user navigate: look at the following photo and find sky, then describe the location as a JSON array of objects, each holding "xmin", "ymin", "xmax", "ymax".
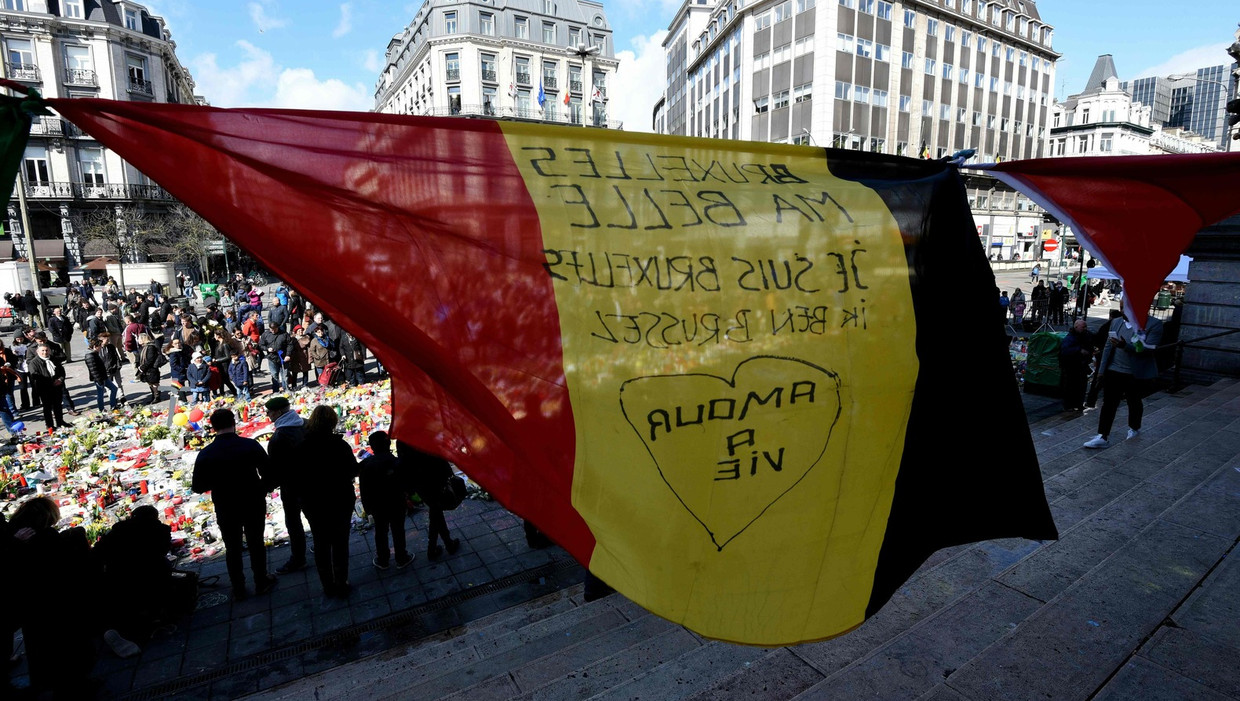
[{"xmin": 144, "ymin": 0, "xmax": 1239, "ymax": 131}]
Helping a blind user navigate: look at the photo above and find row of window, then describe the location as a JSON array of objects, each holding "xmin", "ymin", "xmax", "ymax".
[
  {"xmin": 1052, "ymin": 133, "xmax": 1114, "ymax": 155},
  {"xmin": 442, "ymin": 52, "xmax": 603, "ymax": 93},
  {"xmin": 4, "ymin": 37, "xmax": 156, "ymax": 95},
  {"xmin": 838, "ymin": 0, "xmax": 894, "ymax": 20},
  {"xmin": 875, "ymin": 0, "xmax": 1054, "ymax": 47},
  {"xmin": 834, "ymin": 79, "xmax": 1044, "ymax": 135},
  {"xmin": 754, "ymin": 82, "xmax": 813, "ymax": 112},
  {"xmin": 442, "ymin": 9, "xmax": 603, "ymax": 49},
  {"xmin": 22, "ymin": 143, "xmax": 110, "ymax": 186}
]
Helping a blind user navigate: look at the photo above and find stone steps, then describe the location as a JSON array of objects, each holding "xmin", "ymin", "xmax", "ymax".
[{"xmin": 245, "ymin": 378, "xmax": 1240, "ymax": 700}]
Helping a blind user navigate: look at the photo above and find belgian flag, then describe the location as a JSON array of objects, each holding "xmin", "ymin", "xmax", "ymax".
[{"xmin": 26, "ymin": 98, "xmax": 1062, "ymax": 645}]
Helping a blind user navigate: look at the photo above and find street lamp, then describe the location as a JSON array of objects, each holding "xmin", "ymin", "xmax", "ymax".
[{"xmin": 568, "ymin": 42, "xmax": 601, "ymax": 128}]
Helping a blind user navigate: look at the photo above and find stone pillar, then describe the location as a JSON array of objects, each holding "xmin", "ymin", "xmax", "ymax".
[
  {"xmin": 7, "ymin": 205, "xmax": 27, "ymax": 260},
  {"xmin": 1181, "ymin": 214, "xmax": 1240, "ymax": 378},
  {"xmin": 61, "ymin": 204, "xmax": 81, "ymax": 269}
]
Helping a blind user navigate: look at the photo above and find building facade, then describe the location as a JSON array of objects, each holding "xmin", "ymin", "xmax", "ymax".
[
  {"xmin": 1122, "ymin": 63, "xmax": 1237, "ymax": 151},
  {"xmin": 657, "ymin": 0, "xmax": 1059, "ymax": 162},
  {"xmin": 374, "ymin": 0, "xmax": 620, "ymax": 128},
  {"xmin": 3, "ymin": 0, "xmax": 198, "ymax": 273},
  {"xmin": 1053, "ymin": 55, "xmax": 1220, "ymax": 158}
]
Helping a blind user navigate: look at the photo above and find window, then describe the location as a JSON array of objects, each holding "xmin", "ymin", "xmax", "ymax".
[
  {"xmin": 1055, "ymin": 138, "xmax": 1065, "ymax": 156},
  {"xmin": 903, "ymin": 8, "xmax": 915, "ymax": 27},
  {"xmin": 773, "ymin": 42, "xmax": 791, "ymax": 63},
  {"xmin": 124, "ymin": 8, "xmax": 140, "ymax": 30},
  {"xmin": 755, "ymin": 95, "xmax": 769, "ymax": 112},
  {"xmin": 961, "ymin": 31, "xmax": 972, "ymax": 47},
  {"xmin": 1076, "ymin": 135, "xmax": 1088, "ymax": 154},
  {"xmin": 755, "ymin": 11, "xmax": 771, "ymax": 29},
  {"xmin": 901, "ymin": 51, "xmax": 914, "ymax": 69},
  {"xmin": 924, "ymin": 58, "xmax": 936, "ymax": 75},
  {"xmin": 834, "ymin": 81, "xmax": 851, "ymax": 100},
  {"xmin": 873, "ymin": 89, "xmax": 888, "ymax": 107},
  {"xmin": 1005, "ymin": 47, "xmax": 1015, "ymax": 62},
  {"xmin": 875, "ymin": 44, "xmax": 890, "ymax": 62},
  {"xmin": 975, "ymin": 72, "xmax": 984, "ymax": 87},
  {"xmin": 514, "ymin": 16, "xmax": 528, "ymax": 38},
  {"xmin": 568, "ymin": 26, "xmax": 580, "ymax": 46},
  {"xmin": 838, "ymin": 0, "xmax": 854, "ymax": 7},
  {"xmin": 795, "ymin": 36, "xmax": 813, "ymax": 56},
  {"xmin": 79, "ymin": 146, "xmax": 105, "ymax": 186},
  {"xmin": 445, "ymin": 52, "xmax": 460, "ymax": 81},
  {"xmin": 62, "ymin": 0, "xmax": 83, "ymax": 18},
  {"xmin": 942, "ymin": 63, "xmax": 953, "ymax": 80},
  {"xmin": 959, "ymin": 68, "xmax": 969, "ymax": 84},
  {"xmin": 987, "ymin": 115, "xmax": 995, "ymax": 128},
  {"xmin": 922, "ymin": 99, "xmax": 933, "ymax": 115},
  {"xmin": 482, "ymin": 86, "xmax": 497, "ymax": 115},
  {"xmin": 6, "ymin": 37, "xmax": 33, "ymax": 68},
  {"xmin": 992, "ymin": 41, "xmax": 1000, "ymax": 57},
  {"xmin": 854, "ymin": 85, "xmax": 870, "ymax": 104},
  {"xmin": 22, "ymin": 145, "xmax": 48, "ymax": 185},
  {"xmin": 977, "ymin": 37, "xmax": 987, "ymax": 52},
  {"xmin": 543, "ymin": 0, "xmax": 556, "ymax": 12},
  {"xmin": 972, "ymin": 111, "xmax": 981, "ymax": 125},
  {"xmin": 858, "ymin": 0, "xmax": 874, "ymax": 14},
  {"xmin": 481, "ymin": 53, "xmax": 497, "ymax": 82},
  {"xmin": 65, "ymin": 45, "xmax": 92, "ymax": 71},
  {"xmin": 444, "ymin": 11, "xmax": 457, "ymax": 33},
  {"xmin": 516, "ymin": 56, "xmax": 531, "ymax": 85},
  {"xmin": 899, "ymin": 95, "xmax": 911, "ymax": 112},
  {"xmin": 774, "ymin": 89, "xmax": 789, "ymax": 109},
  {"xmin": 794, "ymin": 83, "xmax": 812, "ymax": 102},
  {"xmin": 939, "ymin": 104, "xmax": 950, "ymax": 119},
  {"xmin": 517, "ymin": 88, "xmax": 532, "ymax": 116},
  {"xmin": 796, "ymin": 0, "xmax": 815, "ymax": 12},
  {"xmin": 926, "ymin": 19, "xmax": 938, "ymax": 36},
  {"xmin": 962, "ymin": 0, "xmax": 972, "ymax": 13},
  {"xmin": 568, "ymin": 64, "xmax": 582, "ymax": 91},
  {"xmin": 1, "ymin": 0, "xmax": 25, "ymax": 10},
  {"xmin": 876, "ymin": 1, "xmax": 892, "ymax": 20},
  {"xmin": 543, "ymin": 60, "xmax": 558, "ymax": 88},
  {"xmin": 945, "ymin": 26, "xmax": 955, "ymax": 42},
  {"xmin": 1081, "ymin": 107, "xmax": 1089, "ymax": 124},
  {"xmin": 774, "ymin": 1, "xmax": 792, "ymax": 21},
  {"xmin": 448, "ymin": 86, "xmax": 461, "ymax": 115},
  {"xmin": 856, "ymin": 38, "xmax": 873, "ymax": 58},
  {"xmin": 480, "ymin": 12, "xmax": 494, "ymax": 35},
  {"xmin": 126, "ymin": 53, "xmax": 150, "ymax": 94},
  {"xmin": 836, "ymin": 33, "xmax": 855, "ymax": 54},
  {"xmin": 543, "ymin": 22, "xmax": 556, "ymax": 43}
]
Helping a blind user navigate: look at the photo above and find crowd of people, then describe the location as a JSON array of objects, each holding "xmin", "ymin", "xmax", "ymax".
[{"xmin": 0, "ymin": 273, "xmax": 380, "ymax": 437}]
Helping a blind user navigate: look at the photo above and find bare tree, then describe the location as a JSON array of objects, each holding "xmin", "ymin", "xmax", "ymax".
[
  {"xmin": 160, "ymin": 203, "xmax": 221, "ymax": 281},
  {"xmin": 75, "ymin": 205, "xmax": 159, "ymax": 292}
]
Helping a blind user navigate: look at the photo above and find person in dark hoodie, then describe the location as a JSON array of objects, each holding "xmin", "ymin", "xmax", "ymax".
[
  {"xmin": 259, "ymin": 324, "xmax": 290, "ymax": 393},
  {"xmin": 359, "ymin": 431, "xmax": 413, "ymax": 570},
  {"xmin": 265, "ymin": 396, "xmax": 309, "ymax": 573},
  {"xmin": 85, "ymin": 337, "xmax": 120, "ymax": 412},
  {"xmin": 296, "ymin": 405, "xmax": 358, "ymax": 597}
]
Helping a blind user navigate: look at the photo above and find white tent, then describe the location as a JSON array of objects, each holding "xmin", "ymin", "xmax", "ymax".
[{"xmin": 1087, "ymin": 255, "xmax": 1191, "ymax": 283}]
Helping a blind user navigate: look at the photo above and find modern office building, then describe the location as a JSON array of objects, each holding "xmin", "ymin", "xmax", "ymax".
[
  {"xmin": 1054, "ymin": 55, "xmax": 1219, "ymax": 157},
  {"xmin": 2, "ymin": 0, "xmax": 198, "ymax": 273},
  {"xmin": 656, "ymin": 0, "xmax": 1060, "ymax": 162},
  {"xmin": 374, "ymin": 0, "xmax": 620, "ymax": 128},
  {"xmin": 1122, "ymin": 63, "xmax": 1236, "ymax": 150}
]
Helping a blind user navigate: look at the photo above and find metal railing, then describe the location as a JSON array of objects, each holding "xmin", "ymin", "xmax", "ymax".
[
  {"xmin": 5, "ymin": 62, "xmax": 40, "ymax": 82},
  {"xmin": 516, "ymin": 71, "xmax": 531, "ymax": 85},
  {"xmin": 127, "ymin": 76, "xmax": 154, "ymax": 96},
  {"xmin": 543, "ymin": 76, "xmax": 557, "ymax": 89},
  {"xmin": 445, "ymin": 68, "xmax": 460, "ymax": 81},
  {"xmin": 12, "ymin": 181, "xmax": 174, "ymax": 200},
  {"xmin": 29, "ymin": 116, "xmax": 63, "ymax": 136},
  {"xmin": 569, "ymin": 80, "xmax": 583, "ymax": 92},
  {"xmin": 64, "ymin": 68, "xmax": 97, "ymax": 86},
  {"xmin": 1171, "ymin": 327, "xmax": 1240, "ymax": 389},
  {"xmin": 411, "ymin": 103, "xmax": 622, "ymax": 128},
  {"xmin": 481, "ymin": 68, "xmax": 497, "ymax": 81}
]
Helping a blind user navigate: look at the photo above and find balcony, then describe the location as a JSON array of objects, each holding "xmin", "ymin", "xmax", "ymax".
[
  {"xmin": 5, "ymin": 62, "xmax": 41, "ymax": 84},
  {"xmin": 570, "ymin": 79, "xmax": 583, "ymax": 92},
  {"xmin": 12, "ymin": 181, "xmax": 173, "ymax": 200},
  {"xmin": 28, "ymin": 116, "xmax": 63, "ymax": 136},
  {"xmin": 543, "ymin": 76, "xmax": 557, "ymax": 89},
  {"xmin": 445, "ymin": 68, "xmax": 460, "ymax": 82},
  {"xmin": 64, "ymin": 68, "xmax": 98, "ymax": 87},
  {"xmin": 481, "ymin": 68, "xmax": 497, "ymax": 82},
  {"xmin": 516, "ymin": 71, "xmax": 531, "ymax": 85},
  {"xmin": 409, "ymin": 103, "xmax": 622, "ymax": 128},
  {"xmin": 127, "ymin": 77, "xmax": 154, "ymax": 96}
]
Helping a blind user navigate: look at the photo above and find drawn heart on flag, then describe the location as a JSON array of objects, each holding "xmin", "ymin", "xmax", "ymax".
[{"xmin": 620, "ymin": 356, "xmax": 842, "ymax": 551}]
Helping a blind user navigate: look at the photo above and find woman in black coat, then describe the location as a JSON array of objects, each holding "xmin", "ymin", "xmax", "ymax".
[
  {"xmin": 396, "ymin": 440, "xmax": 459, "ymax": 559},
  {"xmin": 296, "ymin": 405, "xmax": 358, "ymax": 597}
]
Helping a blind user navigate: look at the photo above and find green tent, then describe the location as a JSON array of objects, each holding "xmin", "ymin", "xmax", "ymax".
[{"xmin": 1024, "ymin": 331, "xmax": 1065, "ymax": 389}]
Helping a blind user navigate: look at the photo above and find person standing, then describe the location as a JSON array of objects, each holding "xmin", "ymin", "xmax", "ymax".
[
  {"xmin": 48, "ymin": 307, "xmax": 74, "ymax": 362},
  {"xmin": 259, "ymin": 324, "xmax": 290, "ymax": 393},
  {"xmin": 26, "ymin": 343, "xmax": 69, "ymax": 429},
  {"xmin": 193, "ymin": 409, "xmax": 277, "ymax": 600},
  {"xmin": 1059, "ymin": 318, "xmax": 1094, "ymax": 412},
  {"xmin": 359, "ymin": 431, "xmax": 413, "ymax": 570},
  {"xmin": 122, "ymin": 314, "xmax": 146, "ymax": 367},
  {"xmin": 84, "ymin": 338, "xmax": 120, "ymax": 412},
  {"xmin": 1085, "ymin": 310, "xmax": 1124, "ymax": 410},
  {"xmin": 338, "ymin": 331, "xmax": 366, "ymax": 386},
  {"xmin": 1030, "ymin": 262, "xmax": 1041, "ymax": 285},
  {"xmin": 187, "ymin": 351, "xmax": 211, "ymax": 403},
  {"xmin": 296, "ymin": 405, "xmax": 358, "ymax": 597},
  {"xmin": 265, "ymin": 396, "xmax": 308, "ymax": 574},
  {"xmin": 397, "ymin": 440, "xmax": 460, "ymax": 560},
  {"xmin": 136, "ymin": 333, "xmax": 164, "ymax": 405},
  {"xmin": 307, "ymin": 326, "xmax": 335, "ymax": 384},
  {"xmin": 228, "ymin": 351, "xmax": 251, "ymax": 401},
  {"xmin": 286, "ymin": 325, "xmax": 311, "ymax": 390},
  {"xmin": 1084, "ymin": 315, "xmax": 1165, "ymax": 449},
  {"xmin": 104, "ymin": 305, "xmax": 125, "ymax": 359}
]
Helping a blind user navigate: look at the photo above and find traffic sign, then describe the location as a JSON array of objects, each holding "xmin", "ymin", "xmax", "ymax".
[{"xmin": 1043, "ymin": 239, "xmax": 1059, "ymax": 252}]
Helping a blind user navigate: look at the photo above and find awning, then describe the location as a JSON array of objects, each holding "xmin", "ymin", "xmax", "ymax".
[{"xmin": 1089, "ymin": 255, "xmax": 1191, "ymax": 283}]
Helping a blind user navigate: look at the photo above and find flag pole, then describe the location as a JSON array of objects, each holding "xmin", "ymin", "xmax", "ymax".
[{"xmin": 13, "ymin": 168, "xmax": 42, "ymax": 321}]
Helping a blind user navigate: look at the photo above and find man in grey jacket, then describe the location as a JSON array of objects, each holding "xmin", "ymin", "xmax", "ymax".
[
  {"xmin": 265, "ymin": 396, "xmax": 309, "ymax": 573},
  {"xmin": 1084, "ymin": 314, "xmax": 1164, "ymax": 449}
]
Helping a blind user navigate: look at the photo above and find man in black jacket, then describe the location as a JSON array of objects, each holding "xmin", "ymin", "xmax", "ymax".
[
  {"xmin": 265, "ymin": 396, "xmax": 309, "ymax": 573},
  {"xmin": 359, "ymin": 431, "xmax": 413, "ymax": 569},
  {"xmin": 48, "ymin": 307, "xmax": 74, "ymax": 362},
  {"xmin": 259, "ymin": 326, "xmax": 290, "ymax": 393},
  {"xmin": 26, "ymin": 343, "xmax": 68, "ymax": 429},
  {"xmin": 192, "ymin": 409, "xmax": 277, "ymax": 599}
]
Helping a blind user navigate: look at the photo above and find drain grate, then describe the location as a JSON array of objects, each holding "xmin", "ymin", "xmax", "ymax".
[{"xmin": 121, "ymin": 557, "xmax": 581, "ymax": 700}]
